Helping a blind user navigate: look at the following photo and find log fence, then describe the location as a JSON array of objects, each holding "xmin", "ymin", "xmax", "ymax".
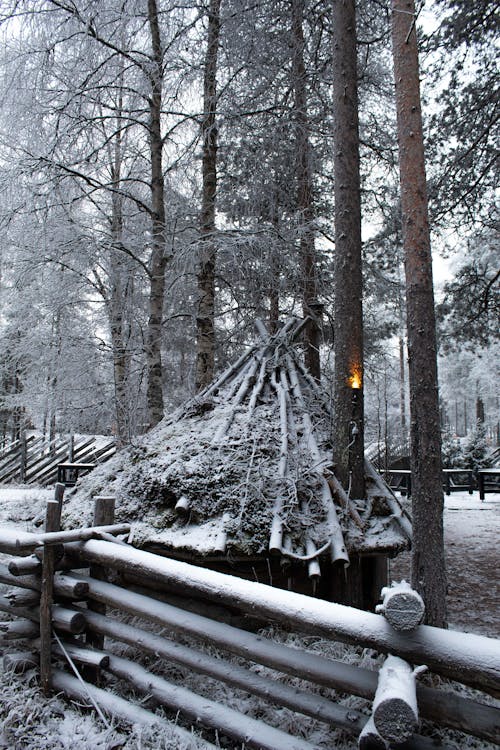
[
  {"xmin": 0, "ymin": 494, "xmax": 499, "ymax": 750},
  {"xmin": 0, "ymin": 434, "xmax": 115, "ymax": 486}
]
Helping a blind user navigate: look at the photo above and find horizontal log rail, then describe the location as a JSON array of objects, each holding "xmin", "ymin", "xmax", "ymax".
[
  {"xmin": 66, "ymin": 538, "xmax": 500, "ymax": 697},
  {"xmin": 0, "ymin": 501, "xmax": 499, "ymax": 749},
  {"xmin": 0, "ymin": 524, "xmax": 130, "ymax": 555}
]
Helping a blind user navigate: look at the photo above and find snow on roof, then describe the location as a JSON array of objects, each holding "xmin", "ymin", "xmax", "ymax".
[{"xmin": 64, "ymin": 318, "xmax": 411, "ymax": 566}]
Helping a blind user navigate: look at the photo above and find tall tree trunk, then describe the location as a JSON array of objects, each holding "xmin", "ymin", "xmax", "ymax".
[
  {"xmin": 399, "ymin": 334, "xmax": 407, "ymax": 433},
  {"xmin": 331, "ymin": 0, "xmax": 365, "ymax": 499},
  {"xmin": 196, "ymin": 0, "xmax": 221, "ymax": 391},
  {"xmin": 291, "ymin": 0, "xmax": 320, "ymax": 380},
  {"xmin": 146, "ymin": 0, "xmax": 168, "ymax": 427},
  {"xmin": 391, "ymin": 0, "xmax": 446, "ymax": 627},
  {"xmin": 108, "ymin": 89, "xmax": 131, "ymax": 445}
]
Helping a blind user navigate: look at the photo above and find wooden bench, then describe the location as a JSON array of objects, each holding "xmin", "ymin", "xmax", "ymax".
[{"xmin": 57, "ymin": 462, "xmax": 96, "ymax": 486}]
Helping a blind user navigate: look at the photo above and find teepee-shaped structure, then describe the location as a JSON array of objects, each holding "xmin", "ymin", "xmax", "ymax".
[{"xmin": 66, "ymin": 318, "xmax": 411, "ymax": 609}]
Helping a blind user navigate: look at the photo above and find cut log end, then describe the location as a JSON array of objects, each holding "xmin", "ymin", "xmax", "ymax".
[
  {"xmin": 377, "ymin": 582, "xmax": 425, "ymax": 632},
  {"xmin": 373, "ymin": 697, "xmax": 418, "ymax": 743}
]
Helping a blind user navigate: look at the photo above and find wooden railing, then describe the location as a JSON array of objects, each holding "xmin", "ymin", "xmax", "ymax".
[
  {"xmin": 0, "ymin": 493, "xmax": 499, "ymax": 750},
  {"xmin": 382, "ymin": 467, "xmax": 500, "ymax": 498},
  {"xmin": 0, "ymin": 434, "xmax": 115, "ymax": 485}
]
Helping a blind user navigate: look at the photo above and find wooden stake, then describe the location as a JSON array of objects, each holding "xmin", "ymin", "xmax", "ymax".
[
  {"xmin": 85, "ymin": 496, "xmax": 115, "ymax": 682},
  {"xmin": 39, "ymin": 499, "xmax": 61, "ymax": 694}
]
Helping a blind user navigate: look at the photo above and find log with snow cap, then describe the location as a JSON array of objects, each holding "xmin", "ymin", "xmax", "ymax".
[
  {"xmin": 376, "ymin": 581, "xmax": 425, "ymax": 632},
  {"xmin": 372, "ymin": 655, "xmax": 427, "ymax": 743},
  {"xmin": 64, "ymin": 539, "xmax": 500, "ymax": 697}
]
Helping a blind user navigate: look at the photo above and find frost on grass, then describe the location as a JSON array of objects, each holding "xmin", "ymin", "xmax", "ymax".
[{"xmin": 0, "ymin": 663, "xmax": 211, "ymax": 750}]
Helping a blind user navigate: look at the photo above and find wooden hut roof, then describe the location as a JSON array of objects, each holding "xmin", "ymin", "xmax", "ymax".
[{"xmin": 65, "ymin": 319, "xmax": 411, "ymax": 567}]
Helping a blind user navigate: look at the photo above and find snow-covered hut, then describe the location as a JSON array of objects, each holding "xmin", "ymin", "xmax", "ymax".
[{"xmin": 65, "ymin": 318, "xmax": 411, "ymax": 610}]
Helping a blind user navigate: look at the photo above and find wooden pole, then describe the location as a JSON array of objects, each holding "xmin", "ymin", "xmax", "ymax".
[
  {"xmin": 81, "ymin": 608, "xmax": 367, "ymax": 734},
  {"xmin": 372, "ymin": 656, "xmax": 424, "ymax": 743},
  {"xmin": 51, "ymin": 670, "xmax": 218, "ymax": 749},
  {"xmin": 85, "ymin": 496, "xmax": 115, "ymax": 682},
  {"xmin": 105, "ymin": 652, "xmax": 318, "ymax": 750},
  {"xmin": 39, "ymin": 499, "xmax": 61, "ymax": 694},
  {"xmin": 68, "ymin": 541, "xmax": 500, "ymax": 696},
  {"xmin": 19, "ymin": 431, "xmax": 28, "ymax": 483}
]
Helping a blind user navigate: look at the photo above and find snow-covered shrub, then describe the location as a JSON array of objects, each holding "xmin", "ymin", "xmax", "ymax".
[
  {"xmin": 463, "ymin": 421, "xmax": 492, "ymax": 471},
  {"xmin": 441, "ymin": 429, "xmax": 463, "ymax": 468}
]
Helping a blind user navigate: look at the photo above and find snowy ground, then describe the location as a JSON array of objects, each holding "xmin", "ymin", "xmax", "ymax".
[
  {"xmin": 389, "ymin": 490, "xmax": 500, "ymax": 638},
  {"xmin": 0, "ymin": 485, "xmax": 498, "ymax": 749}
]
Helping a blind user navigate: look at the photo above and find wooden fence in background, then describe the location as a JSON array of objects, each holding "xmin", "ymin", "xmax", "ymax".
[
  {"xmin": 0, "ymin": 493, "xmax": 499, "ymax": 750},
  {"xmin": 0, "ymin": 435, "xmax": 116, "ymax": 486}
]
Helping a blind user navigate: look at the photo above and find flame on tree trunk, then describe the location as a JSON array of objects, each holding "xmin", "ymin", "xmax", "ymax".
[
  {"xmin": 391, "ymin": 0, "xmax": 446, "ymax": 627},
  {"xmin": 331, "ymin": 0, "xmax": 365, "ymax": 500}
]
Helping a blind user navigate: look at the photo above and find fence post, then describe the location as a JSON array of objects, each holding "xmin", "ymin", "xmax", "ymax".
[
  {"xmin": 68, "ymin": 433, "xmax": 74, "ymax": 463},
  {"xmin": 19, "ymin": 431, "xmax": 27, "ymax": 484},
  {"xmin": 85, "ymin": 495, "xmax": 115, "ymax": 683},
  {"xmin": 39, "ymin": 499, "xmax": 62, "ymax": 695}
]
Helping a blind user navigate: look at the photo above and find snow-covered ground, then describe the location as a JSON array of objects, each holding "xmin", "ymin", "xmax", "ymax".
[
  {"xmin": 389, "ymin": 490, "xmax": 500, "ymax": 638},
  {"xmin": 0, "ymin": 485, "xmax": 498, "ymax": 749}
]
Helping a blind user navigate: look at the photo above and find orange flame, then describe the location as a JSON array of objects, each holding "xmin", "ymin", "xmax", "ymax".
[{"xmin": 348, "ymin": 366, "xmax": 362, "ymax": 390}]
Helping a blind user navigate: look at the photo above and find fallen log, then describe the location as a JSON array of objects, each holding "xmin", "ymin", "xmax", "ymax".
[
  {"xmin": 64, "ymin": 574, "xmax": 500, "ymax": 744},
  {"xmin": 66, "ymin": 539, "xmax": 500, "ymax": 696},
  {"xmin": 372, "ymin": 656, "xmax": 425, "ymax": 743},
  {"xmin": 51, "ymin": 670, "xmax": 218, "ymax": 750},
  {"xmin": 104, "ymin": 652, "xmax": 319, "ymax": 750},
  {"xmin": 376, "ymin": 582, "xmax": 425, "ymax": 632}
]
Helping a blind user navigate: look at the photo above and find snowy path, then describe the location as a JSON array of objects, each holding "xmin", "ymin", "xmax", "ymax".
[{"xmin": 389, "ymin": 492, "xmax": 499, "ymax": 637}]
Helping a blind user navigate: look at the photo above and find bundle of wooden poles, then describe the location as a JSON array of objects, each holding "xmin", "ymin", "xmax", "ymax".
[
  {"xmin": 0, "ymin": 491, "xmax": 499, "ymax": 750},
  {"xmin": 181, "ymin": 317, "xmax": 411, "ymax": 575}
]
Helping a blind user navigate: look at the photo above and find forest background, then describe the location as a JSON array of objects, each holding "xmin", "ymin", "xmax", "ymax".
[{"xmin": 0, "ymin": 0, "xmax": 497, "ymax": 453}]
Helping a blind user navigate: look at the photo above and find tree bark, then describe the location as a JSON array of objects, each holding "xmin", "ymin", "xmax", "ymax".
[
  {"xmin": 195, "ymin": 0, "xmax": 221, "ymax": 391},
  {"xmin": 146, "ymin": 0, "xmax": 168, "ymax": 426},
  {"xmin": 391, "ymin": 0, "xmax": 446, "ymax": 627},
  {"xmin": 291, "ymin": 0, "xmax": 320, "ymax": 380},
  {"xmin": 331, "ymin": 0, "xmax": 365, "ymax": 498},
  {"xmin": 108, "ymin": 98, "xmax": 131, "ymax": 444}
]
